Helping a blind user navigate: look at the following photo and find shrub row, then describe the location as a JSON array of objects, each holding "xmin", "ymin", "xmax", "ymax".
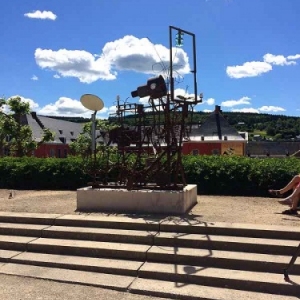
[{"xmin": 0, "ymin": 155, "xmax": 299, "ymax": 196}]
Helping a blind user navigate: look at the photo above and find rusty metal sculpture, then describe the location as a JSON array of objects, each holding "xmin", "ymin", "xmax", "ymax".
[{"xmin": 84, "ymin": 26, "xmax": 202, "ymax": 191}]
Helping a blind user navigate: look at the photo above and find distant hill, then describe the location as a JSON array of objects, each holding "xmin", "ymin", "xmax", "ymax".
[
  {"xmin": 46, "ymin": 111, "xmax": 300, "ymax": 141},
  {"xmin": 42, "ymin": 116, "xmax": 90, "ymax": 123},
  {"xmin": 190, "ymin": 111, "xmax": 300, "ymax": 141}
]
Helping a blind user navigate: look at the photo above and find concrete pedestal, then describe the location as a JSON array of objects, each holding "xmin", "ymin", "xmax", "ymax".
[{"xmin": 77, "ymin": 184, "xmax": 197, "ymax": 215}]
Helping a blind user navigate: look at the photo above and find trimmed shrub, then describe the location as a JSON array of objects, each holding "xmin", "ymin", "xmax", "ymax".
[{"xmin": 0, "ymin": 155, "xmax": 300, "ymax": 196}]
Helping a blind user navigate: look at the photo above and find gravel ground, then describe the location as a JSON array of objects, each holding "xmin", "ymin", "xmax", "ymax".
[{"xmin": 0, "ymin": 189, "xmax": 299, "ymax": 227}]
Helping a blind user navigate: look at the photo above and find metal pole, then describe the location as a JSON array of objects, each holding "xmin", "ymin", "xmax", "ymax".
[
  {"xmin": 169, "ymin": 26, "xmax": 174, "ymax": 103},
  {"xmin": 192, "ymin": 33, "xmax": 198, "ymax": 101},
  {"xmin": 91, "ymin": 111, "xmax": 97, "ymax": 155}
]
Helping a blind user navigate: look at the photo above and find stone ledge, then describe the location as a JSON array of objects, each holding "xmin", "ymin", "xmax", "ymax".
[{"xmin": 77, "ymin": 185, "xmax": 197, "ymax": 215}]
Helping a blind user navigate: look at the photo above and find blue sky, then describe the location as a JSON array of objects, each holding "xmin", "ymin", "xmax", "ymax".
[{"xmin": 1, "ymin": 0, "xmax": 300, "ymax": 119}]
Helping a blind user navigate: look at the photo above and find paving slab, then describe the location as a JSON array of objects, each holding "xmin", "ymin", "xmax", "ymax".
[
  {"xmin": 0, "ymin": 263, "xmax": 135, "ymax": 291},
  {"xmin": 55, "ymin": 214, "xmax": 160, "ymax": 231},
  {"xmin": 139, "ymin": 262, "xmax": 300, "ymax": 295},
  {"xmin": 160, "ymin": 219, "xmax": 300, "ymax": 239},
  {"xmin": 129, "ymin": 278, "xmax": 299, "ymax": 300},
  {"xmin": 146, "ymin": 245, "xmax": 300, "ymax": 273},
  {"xmin": 0, "ymin": 212, "xmax": 62, "ymax": 225},
  {"xmin": 154, "ymin": 232, "xmax": 300, "ymax": 255},
  {"xmin": 11, "ymin": 252, "xmax": 143, "ymax": 276},
  {"xmin": 42, "ymin": 226, "xmax": 157, "ymax": 244},
  {"xmin": 27, "ymin": 237, "xmax": 150, "ymax": 260}
]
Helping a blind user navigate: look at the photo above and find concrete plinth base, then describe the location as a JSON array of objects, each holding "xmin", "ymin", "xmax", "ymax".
[{"xmin": 77, "ymin": 184, "xmax": 197, "ymax": 215}]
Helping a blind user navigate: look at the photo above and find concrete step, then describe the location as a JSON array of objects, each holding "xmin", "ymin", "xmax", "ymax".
[
  {"xmin": 138, "ymin": 262, "xmax": 300, "ymax": 297},
  {"xmin": 0, "ymin": 212, "xmax": 299, "ymax": 299},
  {"xmin": 129, "ymin": 278, "xmax": 299, "ymax": 300},
  {"xmin": 0, "ymin": 235, "xmax": 150, "ymax": 260},
  {"xmin": 0, "ymin": 263, "xmax": 135, "ymax": 292},
  {"xmin": 0, "ymin": 222, "xmax": 157, "ymax": 245},
  {"xmin": 1, "ymin": 222, "xmax": 298, "ymax": 256},
  {"xmin": 147, "ymin": 245, "xmax": 300, "ymax": 274},
  {"xmin": 0, "ymin": 212, "xmax": 160, "ymax": 231},
  {"xmin": 160, "ymin": 219, "xmax": 300, "ymax": 240},
  {"xmin": 8, "ymin": 252, "xmax": 143, "ymax": 276},
  {"xmin": 0, "ymin": 223, "xmax": 50, "ymax": 237},
  {"xmin": 0, "ymin": 234, "xmax": 299, "ymax": 275},
  {"xmin": 0, "ymin": 260, "xmax": 298, "ymax": 299},
  {"xmin": 42, "ymin": 225, "xmax": 157, "ymax": 245},
  {"xmin": 154, "ymin": 231, "xmax": 300, "ymax": 255},
  {"xmin": 1, "ymin": 212, "xmax": 300, "ymax": 241}
]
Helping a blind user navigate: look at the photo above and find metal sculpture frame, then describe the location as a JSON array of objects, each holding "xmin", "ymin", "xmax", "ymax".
[{"xmin": 83, "ymin": 26, "xmax": 202, "ymax": 191}]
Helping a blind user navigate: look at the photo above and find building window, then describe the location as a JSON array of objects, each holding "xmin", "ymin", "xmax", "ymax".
[
  {"xmin": 59, "ymin": 130, "xmax": 63, "ymax": 134},
  {"xmin": 50, "ymin": 148, "xmax": 55, "ymax": 157},
  {"xmin": 57, "ymin": 149, "xmax": 61, "ymax": 158},
  {"xmin": 64, "ymin": 149, "xmax": 68, "ymax": 158},
  {"xmin": 192, "ymin": 149, "xmax": 199, "ymax": 155},
  {"xmin": 70, "ymin": 131, "xmax": 74, "ymax": 136},
  {"xmin": 211, "ymin": 149, "xmax": 220, "ymax": 155}
]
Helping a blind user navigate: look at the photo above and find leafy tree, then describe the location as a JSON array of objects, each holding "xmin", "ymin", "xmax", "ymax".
[
  {"xmin": 69, "ymin": 119, "xmax": 118, "ymax": 156},
  {"xmin": 0, "ymin": 96, "xmax": 55, "ymax": 157}
]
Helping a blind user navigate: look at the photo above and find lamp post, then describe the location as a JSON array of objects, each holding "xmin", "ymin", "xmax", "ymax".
[{"xmin": 80, "ymin": 94, "xmax": 104, "ymax": 159}]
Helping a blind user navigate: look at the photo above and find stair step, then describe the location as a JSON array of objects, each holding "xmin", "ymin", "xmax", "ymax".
[
  {"xmin": 0, "ymin": 222, "xmax": 298, "ymax": 256},
  {"xmin": 0, "ymin": 249, "xmax": 22, "ymax": 261},
  {"xmin": 42, "ymin": 225, "xmax": 157, "ymax": 244},
  {"xmin": 160, "ymin": 219, "xmax": 300, "ymax": 240},
  {"xmin": 129, "ymin": 278, "xmax": 299, "ymax": 300},
  {"xmin": 9, "ymin": 252, "xmax": 143, "ymax": 276},
  {"xmin": 0, "ymin": 223, "xmax": 50, "ymax": 237},
  {"xmin": 0, "ymin": 263, "xmax": 135, "ymax": 292},
  {"xmin": 0, "ymin": 212, "xmax": 160, "ymax": 231},
  {"xmin": 0, "ymin": 235, "xmax": 38, "ymax": 251},
  {"xmin": 0, "ymin": 212, "xmax": 61, "ymax": 225},
  {"xmin": 138, "ymin": 262, "xmax": 300, "ymax": 296},
  {"xmin": 154, "ymin": 231, "xmax": 300, "ymax": 255},
  {"xmin": 147, "ymin": 245, "xmax": 300, "ymax": 273},
  {"xmin": 26, "ymin": 237, "xmax": 150, "ymax": 260}
]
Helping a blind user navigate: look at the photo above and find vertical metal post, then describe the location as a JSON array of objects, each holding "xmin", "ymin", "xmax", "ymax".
[
  {"xmin": 91, "ymin": 111, "xmax": 97, "ymax": 155},
  {"xmin": 192, "ymin": 33, "xmax": 198, "ymax": 101},
  {"xmin": 169, "ymin": 26, "xmax": 174, "ymax": 103}
]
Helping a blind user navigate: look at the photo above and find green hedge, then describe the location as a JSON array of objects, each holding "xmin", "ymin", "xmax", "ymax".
[
  {"xmin": 183, "ymin": 155, "xmax": 300, "ymax": 196},
  {"xmin": 0, "ymin": 155, "xmax": 299, "ymax": 196},
  {"xmin": 0, "ymin": 157, "xmax": 89, "ymax": 190}
]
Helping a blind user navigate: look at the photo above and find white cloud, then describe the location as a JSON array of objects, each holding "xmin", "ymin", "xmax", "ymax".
[
  {"xmin": 287, "ymin": 54, "xmax": 300, "ymax": 60},
  {"xmin": 230, "ymin": 105, "xmax": 285, "ymax": 114},
  {"xmin": 203, "ymin": 109, "xmax": 213, "ymax": 113},
  {"xmin": 231, "ymin": 108, "xmax": 260, "ymax": 113},
  {"xmin": 227, "ymin": 52, "xmax": 300, "ymax": 79},
  {"xmin": 53, "ymin": 74, "xmax": 60, "ymax": 79},
  {"xmin": 31, "ymin": 75, "xmax": 38, "ymax": 81},
  {"xmin": 221, "ymin": 96, "xmax": 251, "ymax": 107},
  {"xmin": 226, "ymin": 61, "xmax": 272, "ymax": 79},
  {"xmin": 35, "ymin": 48, "xmax": 115, "ymax": 83},
  {"xmin": 38, "ymin": 97, "xmax": 109, "ymax": 117},
  {"xmin": 205, "ymin": 98, "xmax": 215, "ymax": 105},
  {"xmin": 258, "ymin": 105, "xmax": 285, "ymax": 113},
  {"xmin": 263, "ymin": 54, "xmax": 295, "ymax": 66},
  {"xmin": 24, "ymin": 10, "xmax": 57, "ymax": 20},
  {"xmin": 35, "ymin": 35, "xmax": 190, "ymax": 83}
]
